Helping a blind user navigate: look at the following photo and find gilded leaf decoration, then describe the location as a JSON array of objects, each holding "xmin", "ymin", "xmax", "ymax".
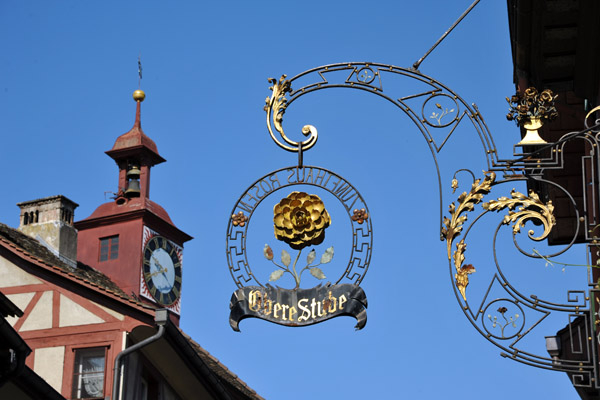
[
  {"xmin": 265, "ymin": 75, "xmax": 292, "ymax": 140},
  {"xmin": 442, "ymin": 175, "xmax": 556, "ymax": 302},
  {"xmin": 482, "ymin": 189, "xmax": 556, "ymax": 241},
  {"xmin": 442, "ymin": 172, "xmax": 495, "ymax": 302},
  {"xmin": 442, "ymin": 172, "xmax": 496, "ymax": 259}
]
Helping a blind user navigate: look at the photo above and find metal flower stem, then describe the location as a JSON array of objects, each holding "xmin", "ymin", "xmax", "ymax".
[
  {"xmin": 299, "ymin": 261, "xmax": 322, "ymax": 281},
  {"xmin": 291, "ymin": 249, "xmax": 303, "ymax": 289},
  {"xmin": 533, "ymin": 249, "xmax": 600, "ymax": 269}
]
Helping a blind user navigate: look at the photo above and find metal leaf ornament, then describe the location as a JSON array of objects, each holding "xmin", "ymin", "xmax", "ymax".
[{"xmin": 442, "ymin": 172, "xmax": 495, "ymax": 301}]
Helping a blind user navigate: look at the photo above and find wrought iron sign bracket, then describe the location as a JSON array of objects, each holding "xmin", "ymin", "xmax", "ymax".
[{"xmin": 227, "ymin": 60, "xmax": 600, "ymax": 390}]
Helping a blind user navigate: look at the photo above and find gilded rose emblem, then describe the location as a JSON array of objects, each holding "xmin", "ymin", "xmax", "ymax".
[
  {"xmin": 273, "ymin": 192, "xmax": 331, "ymax": 250},
  {"xmin": 265, "ymin": 192, "xmax": 334, "ymax": 289}
]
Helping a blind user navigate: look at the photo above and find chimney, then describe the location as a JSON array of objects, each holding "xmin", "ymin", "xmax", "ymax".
[{"xmin": 17, "ymin": 195, "xmax": 79, "ymax": 268}]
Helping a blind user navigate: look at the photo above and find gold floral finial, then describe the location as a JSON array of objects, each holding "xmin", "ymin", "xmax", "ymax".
[
  {"xmin": 506, "ymin": 87, "xmax": 558, "ymax": 127},
  {"xmin": 273, "ymin": 192, "xmax": 331, "ymax": 250}
]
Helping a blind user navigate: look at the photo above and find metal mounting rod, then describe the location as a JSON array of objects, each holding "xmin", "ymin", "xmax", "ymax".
[{"xmin": 412, "ymin": 0, "xmax": 481, "ymax": 70}]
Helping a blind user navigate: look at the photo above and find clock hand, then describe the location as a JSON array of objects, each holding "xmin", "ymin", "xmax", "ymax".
[
  {"xmin": 160, "ymin": 270, "xmax": 170, "ymax": 284},
  {"xmin": 152, "ymin": 256, "xmax": 163, "ymax": 270},
  {"xmin": 148, "ymin": 267, "xmax": 167, "ymax": 278},
  {"xmin": 150, "ymin": 255, "xmax": 171, "ymax": 287}
]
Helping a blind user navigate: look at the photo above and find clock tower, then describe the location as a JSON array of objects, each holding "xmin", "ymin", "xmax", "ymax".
[{"xmin": 75, "ymin": 90, "xmax": 192, "ymax": 321}]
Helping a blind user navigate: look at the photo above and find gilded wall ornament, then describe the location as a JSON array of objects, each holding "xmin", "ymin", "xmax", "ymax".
[{"xmin": 442, "ymin": 172, "xmax": 555, "ymax": 301}]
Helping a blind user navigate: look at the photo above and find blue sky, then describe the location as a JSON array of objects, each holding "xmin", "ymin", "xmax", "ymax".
[{"xmin": 0, "ymin": 1, "xmax": 587, "ymax": 398}]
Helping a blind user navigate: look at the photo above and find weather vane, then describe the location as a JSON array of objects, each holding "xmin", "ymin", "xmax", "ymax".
[
  {"xmin": 226, "ymin": 75, "xmax": 372, "ymax": 331},
  {"xmin": 138, "ymin": 54, "xmax": 143, "ymax": 88}
]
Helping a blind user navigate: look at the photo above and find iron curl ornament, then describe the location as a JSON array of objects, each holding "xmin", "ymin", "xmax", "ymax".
[{"xmin": 264, "ymin": 75, "xmax": 318, "ymax": 153}]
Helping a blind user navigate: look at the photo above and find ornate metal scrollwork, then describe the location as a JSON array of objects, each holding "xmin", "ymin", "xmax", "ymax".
[
  {"xmin": 262, "ymin": 63, "xmax": 502, "ymax": 237},
  {"xmin": 264, "ymin": 75, "xmax": 318, "ymax": 153},
  {"xmin": 259, "ymin": 63, "xmax": 600, "ymax": 387}
]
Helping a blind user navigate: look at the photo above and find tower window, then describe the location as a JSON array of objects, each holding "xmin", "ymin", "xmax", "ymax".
[
  {"xmin": 99, "ymin": 235, "xmax": 119, "ymax": 261},
  {"xmin": 72, "ymin": 347, "xmax": 106, "ymax": 399}
]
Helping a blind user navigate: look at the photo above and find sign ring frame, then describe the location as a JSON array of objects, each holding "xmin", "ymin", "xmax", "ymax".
[{"xmin": 226, "ymin": 165, "xmax": 373, "ymax": 289}]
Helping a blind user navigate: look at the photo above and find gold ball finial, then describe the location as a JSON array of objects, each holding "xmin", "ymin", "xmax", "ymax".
[{"xmin": 133, "ymin": 89, "xmax": 145, "ymax": 102}]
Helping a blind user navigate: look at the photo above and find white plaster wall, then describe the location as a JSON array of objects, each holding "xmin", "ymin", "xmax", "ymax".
[
  {"xmin": 20, "ymin": 291, "xmax": 53, "ymax": 331},
  {"xmin": 34, "ymin": 346, "xmax": 65, "ymax": 393},
  {"xmin": 59, "ymin": 294, "xmax": 105, "ymax": 327},
  {"xmin": 97, "ymin": 303, "xmax": 125, "ymax": 321},
  {"xmin": 5, "ymin": 292, "xmax": 35, "ymax": 326},
  {"xmin": 0, "ymin": 257, "xmax": 42, "ymax": 287}
]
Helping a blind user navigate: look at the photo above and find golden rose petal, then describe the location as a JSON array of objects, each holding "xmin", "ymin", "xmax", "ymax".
[
  {"xmin": 314, "ymin": 218, "xmax": 325, "ymax": 229},
  {"xmin": 312, "ymin": 232, "xmax": 325, "ymax": 245},
  {"xmin": 310, "ymin": 210, "xmax": 320, "ymax": 221},
  {"xmin": 274, "ymin": 214, "xmax": 285, "ymax": 226}
]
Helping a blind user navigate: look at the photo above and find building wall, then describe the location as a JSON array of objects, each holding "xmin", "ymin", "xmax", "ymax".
[
  {"xmin": 76, "ymin": 217, "xmax": 144, "ymax": 296},
  {"xmin": 0, "ymin": 252, "xmax": 150, "ymax": 398}
]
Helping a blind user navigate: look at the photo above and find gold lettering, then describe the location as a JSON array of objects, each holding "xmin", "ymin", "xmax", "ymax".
[
  {"xmin": 298, "ymin": 299, "xmax": 311, "ymax": 321},
  {"xmin": 288, "ymin": 306, "xmax": 297, "ymax": 321},
  {"xmin": 248, "ymin": 290, "xmax": 262, "ymax": 312},
  {"xmin": 317, "ymin": 299, "xmax": 326, "ymax": 317},
  {"xmin": 281, "ymin": 304, "xmax": 289, "ymax": 320},
  {"xmin": 310, "ymin": 298, "xmax": 318, "ymax": 318},
  {"xmin": 263, "ymin": 298, "xmax": 272, "ymax": 315},
  {"xmin": 338, "ymin": 295, "xmax": 347, "ymax": 310},
  {"xmin": 250, "ymin": 291, "xmax": 349, "ymax": 323},
  {"xmin": 327, "ymin": 291, "xmax": 337, "ymax": 313}
]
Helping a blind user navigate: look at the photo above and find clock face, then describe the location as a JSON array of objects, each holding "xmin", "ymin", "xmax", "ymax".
[{"xmin": 142, "ymin": 235, "xmax": 182, "ymax": 306}]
